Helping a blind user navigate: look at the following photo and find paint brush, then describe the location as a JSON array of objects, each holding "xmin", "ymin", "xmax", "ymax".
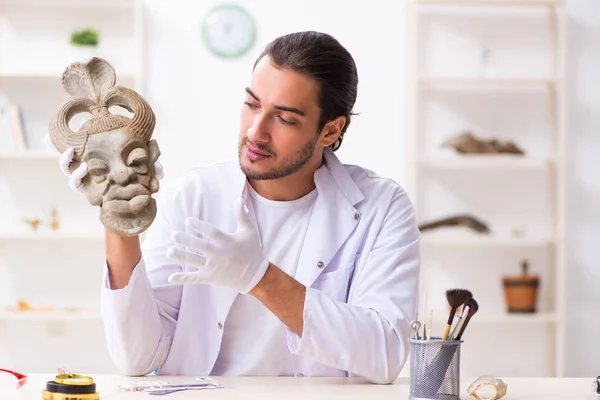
[
  {"xmin": 449, "ymin": 304, "xmax": 468, "ymax": 339},
  {"xmin": 442, "ymin": 288, "xmax": 472, "ymax": 340},
  {"xmin": 455, "ymin": 298, "xmax": 479, "ymax": 340}
]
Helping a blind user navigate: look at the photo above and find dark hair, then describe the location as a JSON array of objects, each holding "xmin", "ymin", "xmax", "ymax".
[{"xmin": 253, "ymin": 31, "xmax": 358, "ymax": 151}]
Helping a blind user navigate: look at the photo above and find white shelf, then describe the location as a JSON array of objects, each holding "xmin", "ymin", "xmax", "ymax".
[
  {"xmin": 416, "ymin": 0, "xmax": 563, "ymax": 7},
  {"xmin": 0, "ymin": 72, "xmax": 136, "ymax": 82},
  {"xmin": 419, "ymin": 77, "xmax": 557, "ymax": 90},
  {"xmin": 0, "ymin": 310, "xmax": 101, "ymax": 321},
  {"xmin": 0, "ymin": 151, "xmax": 58, "ymax": 161},
  {"xmin": 429, "ymin": 311, "xmax": 558, "ymax": 328},
  {"xmin": 0, "ymin": 232, "xmax": 104, "ymax": 240},
  {"xmin": 419, "ymin": 154, "xmax": 552, "ymax": 170},
  {"xmin": 0, "ymin": 0, "xmax": 135, "ymax": 9},
  {"xmin": 479, "ymin": 312, "xmax": 558, "ymax": 324},
  {"xmin": 420, "ymin": 232, "xmax": 553, "ymax": 247},
  {"xmin": 466, "ymin": 312, "xmax": 558, "ymax": 324}
]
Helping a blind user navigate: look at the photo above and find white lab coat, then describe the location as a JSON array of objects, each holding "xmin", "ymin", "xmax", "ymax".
[{"xmin": 100, "ymin": 148, "xmax": 420, "ymax": 384}]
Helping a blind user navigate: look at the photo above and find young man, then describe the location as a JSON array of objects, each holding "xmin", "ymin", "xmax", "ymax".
[{"xmin": 60, "ymin": 31, "xmax": 420, "ymax": 384}]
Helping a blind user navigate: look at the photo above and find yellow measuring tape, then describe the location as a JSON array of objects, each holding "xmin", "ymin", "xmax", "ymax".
[
  {"xmin": 42, "ymin": 373, "xmax": 99, "ymax": 400},
  {"xmin": 54, "ymin": 374, "xmax": 94, "ymax": 386},
  {"xmin": 42, "ymin": 393, "xmax": 99, "ymax": 400}
]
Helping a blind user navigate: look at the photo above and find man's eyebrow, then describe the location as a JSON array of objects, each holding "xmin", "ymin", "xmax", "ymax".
[
  {"xmin": 274, "ymin": 104, "xmax": 305, "ymax": 117},
  {"xmin": 245, "ymin": 87, "xmax": 259, "ymax": 101},
  {"xmin": 245, "ymin": 87, "xmax": 306, "ymax": 117}
]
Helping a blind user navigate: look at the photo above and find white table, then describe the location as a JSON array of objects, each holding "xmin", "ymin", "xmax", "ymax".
[{"xmin": 3, "ymin": 374, "xmax": 597, "ymax": 399}]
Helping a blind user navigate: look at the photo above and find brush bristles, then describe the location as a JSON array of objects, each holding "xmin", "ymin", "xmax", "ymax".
[
  {"xmin": 446, "ymin": 288, "xmax": 473, "ymax": 308},
  {"xmin": 466, "ymin": 298, "xmax": 479, "ymax": 318}
]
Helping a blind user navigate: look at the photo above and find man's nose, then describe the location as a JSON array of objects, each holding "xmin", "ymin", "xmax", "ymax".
[
  {"xmin": 108, "ymin": 163, "xmax": 136, "ymax": 185},
  {"xmin": 247, "ymin": 114, "xmax": 270, "ymax": 143}
]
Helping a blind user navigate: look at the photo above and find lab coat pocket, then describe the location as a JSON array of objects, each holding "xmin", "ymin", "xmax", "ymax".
[{"xmin": 311, "ymin": 259, "xmax": 356, "ymax": 302}]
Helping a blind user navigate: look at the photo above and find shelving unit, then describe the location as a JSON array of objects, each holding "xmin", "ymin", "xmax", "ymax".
[
  {"xmin": 0, "ymin": 0, "xmax": 144, "ymax": 373},
  {"xmin": 406, "ymin": 0, "xmax": 566, "ymax": 377}
]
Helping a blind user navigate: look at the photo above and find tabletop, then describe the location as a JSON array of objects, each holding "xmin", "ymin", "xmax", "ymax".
[{"xmin": 2, "ymin": 374, "xmax": 598, "ymax": 399}]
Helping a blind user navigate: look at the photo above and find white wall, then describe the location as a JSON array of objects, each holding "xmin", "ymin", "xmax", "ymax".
[
  {"xmin": 564, "ymin": 0, "xmax": 600, "ymax": 377},
  {"xmin": 143, "ymin": 0, "xmax": 406, "ymax": 188}
]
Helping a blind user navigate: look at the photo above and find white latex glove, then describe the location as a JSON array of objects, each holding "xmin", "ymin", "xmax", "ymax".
[
  {"xmin": 58, "ymin": 147, "xmax": 90, "ymax": 194},
  {"xmin": 167, "ymin": 198, "xmax": 270, "ymax": 294}
]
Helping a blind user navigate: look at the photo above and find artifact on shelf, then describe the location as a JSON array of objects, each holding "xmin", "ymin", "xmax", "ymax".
[
  {"xmin": 50, "ymin": 208, "xmax": 60, "ymax": 231},
  {"xmin": 511, "ymin": 226, "xmax": 526, "ymax": 238},
  {"xmin": 418, "ymin": 214, "xmax": 490, "ymax": 234},
  {"xmin": 479, "ymin": 45, "xmax": 497, "ymax": 79},
  {"xmin": 502, "ymin": 260, "xmax": 540, "ymax": 313},
  {"xmin": 6, "ymin": 300, "xmax": 54, "ymax": 313},
  {"xmin": 467, "ymin": 375, "xmax": 507, "ymax": 400},
  {"xmin": 49, "ymin": 58, "xmax": 161, "ymax": 237},
  {"xmin": 442, "ymin": 131, "xmax": 525, "ymax": 155},
  {"xmin": 23, "ymin": 217, "xmax": 41, "ymax": 232}
]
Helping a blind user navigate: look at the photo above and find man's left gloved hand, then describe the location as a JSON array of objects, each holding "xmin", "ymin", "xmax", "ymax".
[{"xmin": 167, "ymin": 198, "xmax": 270, "ymax": 294}]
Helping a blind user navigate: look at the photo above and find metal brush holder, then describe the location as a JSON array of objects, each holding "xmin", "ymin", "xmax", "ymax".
[{"xmin": 409, "ymin": 338, "xmax": 463, "ymax": 400}]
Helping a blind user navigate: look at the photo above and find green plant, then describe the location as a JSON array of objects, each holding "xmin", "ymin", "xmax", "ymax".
[{"xmin": 70, "ymin": 29, "xmax": 99, "ymax": 46}]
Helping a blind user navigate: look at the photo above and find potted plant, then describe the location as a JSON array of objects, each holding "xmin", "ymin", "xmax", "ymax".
[
  {"xmin": 502, "ymin": 260, "xmax": 540, "ymax": 313},
  {"xmin": 69, "ymin": 29, "xmax": 99, "ymax": 60}
]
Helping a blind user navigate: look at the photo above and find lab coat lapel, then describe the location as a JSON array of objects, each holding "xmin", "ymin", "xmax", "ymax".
[{"xmin": 295, "ymin": 149, "xmax": 364, "ymax": 287}]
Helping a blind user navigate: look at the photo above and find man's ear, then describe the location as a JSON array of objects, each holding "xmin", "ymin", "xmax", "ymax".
[{"xmin": 319, "ymin": 116, "xmax": 346, "ymax": 148}]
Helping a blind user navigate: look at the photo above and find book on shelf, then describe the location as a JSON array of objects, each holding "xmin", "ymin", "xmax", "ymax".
[{"xmin": 0, "ymin": 104, "xmax": 28, "ymax": 154}]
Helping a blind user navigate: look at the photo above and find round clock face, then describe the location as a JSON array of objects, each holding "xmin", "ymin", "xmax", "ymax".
[{"xmin": 202, "ymin": 4, "xmax": 257, "ymax": 59}]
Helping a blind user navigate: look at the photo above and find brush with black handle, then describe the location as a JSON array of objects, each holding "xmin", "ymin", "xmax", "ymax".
[
  {"xmin": 442, "ymin": 289, "xmax": 472, "ymax": 340},
  {"xmin": 454, "ymin": 298, "xmax": 479, "ymax": 340}
]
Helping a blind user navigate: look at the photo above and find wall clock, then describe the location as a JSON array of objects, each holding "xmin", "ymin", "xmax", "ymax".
[{"xmin": 202, "ymin": 4, "xmax": 257, "ymax": 59}]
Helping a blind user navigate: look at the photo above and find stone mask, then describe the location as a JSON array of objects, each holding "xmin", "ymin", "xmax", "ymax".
[{"xmin": 49, "ymin": 58, "xmax": 161, "ymax": 237}]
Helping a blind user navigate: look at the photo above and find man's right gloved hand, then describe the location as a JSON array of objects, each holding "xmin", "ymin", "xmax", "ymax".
[{"xmin": 59, "ymin": 147, "xmax": 89, "ymax": 195}]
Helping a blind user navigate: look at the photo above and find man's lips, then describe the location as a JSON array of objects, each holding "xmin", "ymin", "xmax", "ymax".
[{"xmin": 246, "ymin": 145, "xmax": 270, "ymax": 157}]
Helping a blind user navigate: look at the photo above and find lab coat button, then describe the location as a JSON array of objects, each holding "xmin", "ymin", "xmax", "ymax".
[
  {"xmin": 317, "ymin": 261, "xmax": 324, "ymax": 268},
  {"xmin": 217, "ymin": 322, "xmax": 223, "ymax": 329},
  {"xmin": 354, "ymin": 213, "xmax": 360, "ymax": 221}
]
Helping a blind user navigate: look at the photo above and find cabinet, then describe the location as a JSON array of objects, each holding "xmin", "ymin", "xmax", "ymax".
[
  {"xmin": 0, "ymin": 0, "xmax": 144, "ymax": 373},
  {"xmin": 405, "ymin": 0, "xmax": 566, "ymax": 376}
]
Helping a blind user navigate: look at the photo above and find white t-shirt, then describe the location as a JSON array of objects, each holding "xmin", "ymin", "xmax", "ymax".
[{"xmin": 210, "ymin": 183, "xmax": 318, "ymax": 376}]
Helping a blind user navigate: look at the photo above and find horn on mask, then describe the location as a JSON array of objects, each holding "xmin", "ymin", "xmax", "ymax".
[
  {"xmin": 104, "ymin": 86, "xmax": 155, "ymax": 142},
  {"xmin": 49, "ymin": 97, "xmax": 95, "ymax": 155}
]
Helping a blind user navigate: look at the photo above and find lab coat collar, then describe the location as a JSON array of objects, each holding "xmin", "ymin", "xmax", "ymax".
[
  {"xmin": 234, "ymin": 147, "xmax": 364, "ymax": 206},
  {"xmin": 232, "ymin": 148, "xmax": 364, "ymax": 287},
  {"xmin": 318, "ymin": 147, "xmax": 364, "ymax": 205}
]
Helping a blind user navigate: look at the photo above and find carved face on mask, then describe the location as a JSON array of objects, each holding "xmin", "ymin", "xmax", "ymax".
[{"xmin": 49, "ymin": 58, "xmax": 161, "ymax": 236}]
